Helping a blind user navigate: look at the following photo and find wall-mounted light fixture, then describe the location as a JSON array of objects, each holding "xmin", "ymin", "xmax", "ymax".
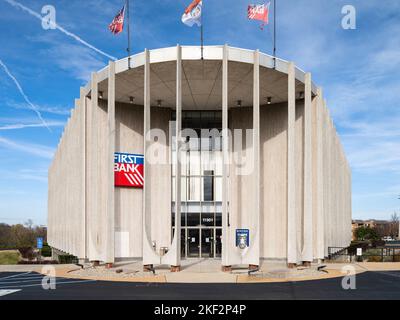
[
  {"xmin": 99, "ymin": 91, "xmax": 103, "ymax": 99},
  {"xmin": 157, "ymin": 100, "xmax": 162, "ymax": 107},
  {"xmin": 237, "ymin": 100, "xmax": 242, "ymax": 107},
  {"xmin": 298, "ymin": 91, "xmax": 305, "ymax": 99},
  {"xmin": 129, "ymin": 96, "xmax": 135, "ymax": 104},
  {"xmin": 267, "ymin": 97, "xmax": 272, "ymax": 105}
]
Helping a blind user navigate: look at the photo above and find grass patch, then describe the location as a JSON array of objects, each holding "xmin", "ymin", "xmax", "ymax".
[{"xmin": 0, "ymin": 251, "xmax": 21, "ymax": 265}]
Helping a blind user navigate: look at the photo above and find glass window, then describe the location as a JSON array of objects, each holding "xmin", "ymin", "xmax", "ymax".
[
  {"xmin": 201, "ymin": 213, "xmax": 215, "ymax": 227},
  {"xmin": 187, "ymin": 212, "xmax": 200, "ymax": 226},
  {"xmin": 203, "ymin": 171, "xmax": 214, "ymax": 201},
  {"xmin": 214, "ymin": 177, "xmax": 222, "ymax": 202},
  {"xmin": 216, "ymin": 213, "xmax": 222, "ymax": 227},
  {"xmin": 188, "ymin": 176, "xmax": 201, "ymax": 201}
]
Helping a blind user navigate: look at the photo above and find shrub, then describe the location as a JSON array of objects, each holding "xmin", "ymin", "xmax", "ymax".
[
  {"xmin": 58, "ymin": 255, "xmax": 78, "ymax": 264},
  {"xmin": 41, "ymin": 244, "xmax": 52, "ymax": 257},
  {"xmin": 18, "ymin": 247, "xmax": 35, "ymax": 260},
  {"xmin": 18, "ymin": 260, "xmax": 58, "ymax": 265}
]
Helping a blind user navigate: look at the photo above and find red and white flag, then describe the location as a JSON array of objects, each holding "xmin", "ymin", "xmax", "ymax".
[
  {"xmin": 109, "ymin": 6, "xmax": 125, "ymax": 35},
  {"xmin": 248, "ymin": 3, "xmax": 270, "ymax": 29},
  {"xmin": 182, "ymin": 0, "xmax": 202, "ymax": 27}
]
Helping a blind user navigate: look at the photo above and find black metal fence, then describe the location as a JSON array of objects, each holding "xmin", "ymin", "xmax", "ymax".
[{"xmin": 328, "ymin": 246, "xmax": 400, "ymax": 262}]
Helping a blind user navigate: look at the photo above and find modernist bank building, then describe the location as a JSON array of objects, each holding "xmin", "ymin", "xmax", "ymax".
[{"xmin": 48, "ymin": 45, "xmax": 352, "ymax": 270}]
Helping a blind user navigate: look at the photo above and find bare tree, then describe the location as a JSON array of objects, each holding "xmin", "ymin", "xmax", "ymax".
[{"xmin": 389, "ymin": 212, "xmax": 399, "ymax": 238}]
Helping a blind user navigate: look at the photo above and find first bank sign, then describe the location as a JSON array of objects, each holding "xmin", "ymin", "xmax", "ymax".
[{"xmin": 114, "ymin": 153, "xmax": 144, "ymax": 188}]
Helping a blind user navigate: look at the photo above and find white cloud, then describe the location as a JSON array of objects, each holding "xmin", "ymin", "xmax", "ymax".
[
  {"xmin": 43, "ymin": 42, "xmax": 107, "ymax": 82},
  {"xmin": 0, "ymin": 121, "xmax": 65, "ymax": 131},
  {"xmin": 3, "ymin": 0, "xmax": 116, "ymax": 61},
  {"xmin": 0, "ymin": 136, "xmax": 54, "ymax": 159},
  {"xmin": 0, "ymin": 58, "xmax": 50, "ymax": 130},
  {"xmin": 6, "ymin": 100, "xmax": 72, "ymax": 115}
]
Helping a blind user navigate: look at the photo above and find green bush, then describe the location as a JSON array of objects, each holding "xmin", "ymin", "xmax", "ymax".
[
  {"xmin": 41, "ymin": 244, "xmax": 52, "ymax": 257},
  {"xmin": 58, "ymin": 255, "xmax": 78, "ymax": 264}
]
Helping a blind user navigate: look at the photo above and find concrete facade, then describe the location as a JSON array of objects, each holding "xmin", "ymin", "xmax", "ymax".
[{"xmin": 48, "ymin": 45, "xmax": 352, "ymax": 269}]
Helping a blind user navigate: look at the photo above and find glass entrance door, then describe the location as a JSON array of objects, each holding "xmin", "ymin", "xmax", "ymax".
[
  {"xmin": 215, "ymin": 229, "xmax": 222, "ymax": 258},
  {"xmin": 201, "ymin": 229, "xmax": 213, "ymax": 258},
  {"xmin": 187, "ymin": 229, "xmax": 200, "ymax": 257}
]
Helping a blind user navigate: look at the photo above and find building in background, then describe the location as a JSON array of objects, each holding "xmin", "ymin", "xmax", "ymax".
[
  {"xmin": 48, "ymin": 46, "xmax": 352, "ymax": 271},
  {"xmin": 352, "ymin": 219, "xmax": 399, "ymax": 240}
]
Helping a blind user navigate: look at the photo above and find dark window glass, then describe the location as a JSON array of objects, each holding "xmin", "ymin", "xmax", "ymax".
[
  {"xmin": 201, "ymin": 213, "xmax": 215, "ymax": 227},
  {"xmin": 171, "ymin": 211, "xmax": 186, "ymax": 226},
  {"xmin": 215, "ymin": 212, "xmax": 222, "ymax": 227},
  {"xmin": 203, "ymin": 171, "xmax": 214, "ymax": 201},
  {"xmin": 187, "ymin": 212, "xmax": 200, "ymax": 226}
]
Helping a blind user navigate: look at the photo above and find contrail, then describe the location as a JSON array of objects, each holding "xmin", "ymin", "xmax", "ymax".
[
  {"xmin": 0, "ymin": 59, "xmax": 51, "ymax": 131},
  {"xmin": 3, "ymin": 0, "xmax": 117, "ymax": 61}
]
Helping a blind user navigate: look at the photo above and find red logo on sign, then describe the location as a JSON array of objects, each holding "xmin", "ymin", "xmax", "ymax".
[{"xmin": 114, "ymin": 153, "xmax": 144, "ymax": 188}]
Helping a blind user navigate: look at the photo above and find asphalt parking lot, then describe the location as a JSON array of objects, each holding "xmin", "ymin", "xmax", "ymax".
[{"xmin": 0, "ymin": 270, "xmax": 400, "ymax": 300}]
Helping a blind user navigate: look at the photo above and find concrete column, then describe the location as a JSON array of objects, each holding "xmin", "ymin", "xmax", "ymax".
[
  {"xmin": 89, "ymin": 72, "xmax": 98, "ymax": 263},
  {"xmin": 316, "ymin": 88, "xmax": 325, "ymax": 260},
  {"xmin": 287, "ymin": 62, "xmax": 297, "ymax": 267},
  {"xmin": 249, "ymin": 49, "xmax": 260, "ymax": 267},
  {"xmin": 172, "ymin": 45, "xmax": 182, "ymax": 270},
  {"xmin": 79, "ymin": 87, "xmax": 87, "ymax": 261},
  {"xmin": 142, "ymin": 49, "xmax": 159, "ymax": 267},
  {"xmin": 162, "ymin": 45, "xmax": 182, "ymax": 270},
  {"xmin": 221, "ymin": 44, "xmax": 230, "ymax": 270},
  {"xmin": 302, "ymin": 72, "xmax": 313, "ymax": 264},
  {"xmin": 106, "ymin": 61, "xmax": 116, "ymax": 265}
]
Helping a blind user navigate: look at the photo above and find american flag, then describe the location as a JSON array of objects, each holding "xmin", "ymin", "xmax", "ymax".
[
  {"xmin": 114, "ymin": 153, "xmax": 144, "ymax": 188},
  {"xmin": 109, "ymin": 6, "xmax": 125, "ymax": 35}
]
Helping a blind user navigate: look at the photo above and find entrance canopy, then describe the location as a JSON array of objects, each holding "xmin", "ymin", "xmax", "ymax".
[{"xmin": 82, "ymin": 46, "xmax": 317, "ymax": 110}]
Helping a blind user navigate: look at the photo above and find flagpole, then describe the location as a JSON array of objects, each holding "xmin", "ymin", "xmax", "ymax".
[
  {"xmin": 201, "ymin": 25, "xmax": 204, "ymax": 60},
  {"xmin": 273, "ymin": 0, "xmax": 276, "ymax": 69},
  {"xmin": 127, "ymin": 0, "xmax": 132, "ymax": 69},
  {"xmin": 200, "ymin": 2, "xmax": 204, "ymax": 60}
]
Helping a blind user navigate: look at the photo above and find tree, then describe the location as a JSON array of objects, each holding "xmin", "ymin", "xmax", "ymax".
[
  {"xmin": 354, "ymin": 226, "xmax": 379, "ymax": 241},
  {"xmin": 10, "ymin": 224, "xmax": 35, "ymax": 248},
  {"xmin": 389, "ymin": 212, "xmax": 399, "ymax": 238},
  {"xmin": 0, "ymin": 223, "xmax": 13, "ymax": 249}
]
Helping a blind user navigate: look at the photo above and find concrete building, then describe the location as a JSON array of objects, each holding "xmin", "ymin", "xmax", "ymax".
[{"xmin": 48, "ymin": 45, "xmax": 352, "ymax": 271}]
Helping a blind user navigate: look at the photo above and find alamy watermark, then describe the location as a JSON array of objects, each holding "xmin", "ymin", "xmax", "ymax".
[
  {"xmin": 341, "ymin": 265, "xmax": 356, "ymax": 290},
  {"xmin": 41, "ymin": 5, "xmax": 56, "ymax": 30},
  {"xmin": 342, "ymin": 5, "xmax": 357, "ymax": 30}
]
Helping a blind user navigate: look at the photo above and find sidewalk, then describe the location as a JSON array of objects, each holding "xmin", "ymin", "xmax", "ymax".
[{"xmin": 2, "ymin": 260, "xmax": 399, "ymax": 283}]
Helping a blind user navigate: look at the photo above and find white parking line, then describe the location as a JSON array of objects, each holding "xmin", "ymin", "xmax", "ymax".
[
  {"xmin": 0, "ymin": 289, "xmax": 21, "ymax": 297},
  {"xmin": 0, "ymin": 279, "xmax": 96, "ymax": 289},
  {"xmin": 0, "ymin": 276, "xmax": 44, "ymax": 281},
  {"xmin": 0, "ymin": 272, "xmax": 32, "ymax": 280}
]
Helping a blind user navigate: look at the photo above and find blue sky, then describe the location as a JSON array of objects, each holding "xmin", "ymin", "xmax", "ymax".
[{"xmin": 0, "ymin": 0, "xmax": 399, "ymax": 225}]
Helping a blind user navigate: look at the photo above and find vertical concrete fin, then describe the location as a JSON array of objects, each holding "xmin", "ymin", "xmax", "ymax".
[
  {"xmin": 222, "ymin": 44, "xmax": 230, "ymax": 267},
  {"xmin": 142, "ymin": 49, "xmax": 161, "ymax": 265},
  {"xmin": 80, "ymin": 86, "xmax": 87, "ymax": 260},
  {"xmin": 316, "ymin": 87, "xmax": 325, "ymax": 260},
  {"xmin": 161, "ymin": 45, "xmax": 182, "ymax": 267},
  {"xmin": 302, "ymin": 72, "xmax": 313, "ymax": 262},
  {"xmin": 106, "ymin": 62, "xmax": 116, "ymax": 264},
  {"xmin": 287, "ymin": 62, "xmax": 298, "ymax": 265}
]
